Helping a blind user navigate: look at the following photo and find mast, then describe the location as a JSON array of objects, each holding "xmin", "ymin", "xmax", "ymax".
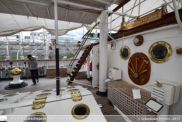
[{"xmin": 54, "ymin": 0, "xmax": 60, "ymax": 96}]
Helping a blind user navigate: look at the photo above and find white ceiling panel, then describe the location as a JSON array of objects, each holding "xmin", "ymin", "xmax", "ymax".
[
  {"xmin": 66, "ymin": 10, "xmax": 83, "ymax": 23},
  {"xmin": 80, "ymin": 13, "xmax": 99, "ymax": 24},
  {"xmin": 27, "ymin": 4, "xmax": 48, "ymax": 18},
  {"xmin": 49, "ymin": 6, "xmax": 67, "ymax": 21},
  {"xmin": 0, "ymin": 2, "xmax": 12, "ymax": 14},
  {"xmin": 0, "ymin": 0, "xmax": 31, "ymax": 16}
]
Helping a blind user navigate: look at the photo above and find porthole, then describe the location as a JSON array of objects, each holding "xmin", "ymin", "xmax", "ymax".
[
  {"xmin": 148, "ymin": 41, "xmax": 172, "ymax": 63},
  {"xmin": 72, "ymin": 104, "xmax": 90, "ymax": 120},
  {"xmin": 120, "ymin": 46, "xmax": 130, "ymax": 60}
]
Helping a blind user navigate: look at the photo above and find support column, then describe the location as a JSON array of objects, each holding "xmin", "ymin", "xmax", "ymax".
[
  {"xmin": 99, "ymin": 11, "xmax": 108, "ymax": 95},
  {"xmin": 54, "ymin": 0, "xmax": 60, "ymax": 96},
  {"xmin": 86, "ymin": 55, "xmax": 90, "ymax": 78},
  {"xmin": 5, "ymin": 37, "xmax": 10, "ymax": 60}
]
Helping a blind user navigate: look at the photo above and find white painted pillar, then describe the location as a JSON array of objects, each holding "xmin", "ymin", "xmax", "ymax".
[
  {"xmin": 86, "ymin": 55, "xmax": 90, "ymax": 78},
  {"xmin": 5, "ymin": 37, "xmax": 10, "ymax": 60},
  {"xmin": 92, "ymin": 46, "xmax": 99, "ymax": 88},
  {"xmin": 99, "ymin": 11, "xmax": 108, "ymax": 94}
]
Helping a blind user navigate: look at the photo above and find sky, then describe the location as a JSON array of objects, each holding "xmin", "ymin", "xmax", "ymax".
[{"xmin": 20, "ymin": 26, "xmax": 88, "ymax": 41}]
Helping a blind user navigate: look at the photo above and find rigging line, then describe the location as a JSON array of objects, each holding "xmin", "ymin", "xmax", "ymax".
[
  {"xmin": 108, "ymin": 0, "xmax": 147, "ymax": 24},
  {"xmin": 127, "ymin": 0, "xmax": 138, "ymax": 22},
  {"xmin": 143, "ymin": 0, "xmax": 160, "ymax": 14},
  {"xmin": 112, "ymin": 0, "xmax": 160, "ymax": 30}
]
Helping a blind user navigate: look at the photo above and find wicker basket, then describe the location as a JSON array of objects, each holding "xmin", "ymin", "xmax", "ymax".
[{"xmin": 108, "ymin": 80, "xmax": 156, "ymax": 122}]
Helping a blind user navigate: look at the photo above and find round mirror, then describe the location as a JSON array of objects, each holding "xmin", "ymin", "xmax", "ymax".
[
  {"xmin": 24, "ymin": 112, "xmax": 46, "ymax": 122},
  {"xmin": 72, "ymin": 104, "xmax": 90, "ymax": 120},
  {"xmin": 120, "ymin": 46, "xmax": 130, "ymax": 60},
  {"xmin": 148, "ymin": 41, "xmax": 172, "ymax": 63}
]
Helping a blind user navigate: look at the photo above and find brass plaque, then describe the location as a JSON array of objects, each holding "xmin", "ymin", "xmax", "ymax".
[
  {"xmin": 32, "ymin": 97, "xmax": 47, "ymax": 110},
  {"xmin": 71, "ymin": 91, "xmax": 82, "ymax": 101},
  {"xmin": 37, "ymin": 93, "xmax": 51, "ymax": 97},
  {"xmin": 41, "ymin": 90, "xmax": 52, "ymax": 92},
  {"xmin": 35, "ymin": 97, "xmax": 47, "ymax": 100},
  {"xmin": 4, "ymin": 94, "xmax": 18, "ymax": 97},
  {"xmin": 127, "ymin": 9, "xmax": 163, "ymax": 29}
]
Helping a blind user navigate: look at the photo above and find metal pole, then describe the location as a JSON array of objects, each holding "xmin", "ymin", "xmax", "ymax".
[
  {"xmin": 172, "ymin": 0, "xmax": 182, "ymax": 31},
  {"xmin": 99, "ymin": 10, "xmax": 108, "ymax": 95},
  {"xmin": 54, "ymin": 0, "xmax": 60, "ymax": 96},
  {"xmin": 138, "ymin": 0, "xmax": 140, "ymax": 17}
]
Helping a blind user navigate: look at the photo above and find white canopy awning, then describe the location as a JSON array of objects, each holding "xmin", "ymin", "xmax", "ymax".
[
  {"xmin": 0, "ymin": 0, "xmax": 176, "ymax": 36},
  {"xmin": 0, "ymin": 13, "xmax": 83, "ymax": 36}
]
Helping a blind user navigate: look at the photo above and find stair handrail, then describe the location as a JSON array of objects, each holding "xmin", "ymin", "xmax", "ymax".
[
  {"xmin": 69, "ymin": 24, "xmax": 97, "ymax": 67},
  {"xmin": 69, "ymin": 30, "xmax": 91, "ymax": 67}
]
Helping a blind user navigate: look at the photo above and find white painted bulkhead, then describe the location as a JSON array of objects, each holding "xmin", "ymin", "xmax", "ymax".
[{"xmin": 107, "ymin": 24, "xmax": 182, "ymax": 115}]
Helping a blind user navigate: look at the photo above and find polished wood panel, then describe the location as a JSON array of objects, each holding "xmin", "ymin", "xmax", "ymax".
[{"xmin": 128, "ymin": 53, "xmax": 151, "ymax": 85}]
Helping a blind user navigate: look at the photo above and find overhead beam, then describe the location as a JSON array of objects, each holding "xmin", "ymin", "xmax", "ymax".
[
  {"xmin": 112, "ymin": 0, "xmax": 130, "ymax": 12},
  {"xmin": 108, "ymin": 0, "xmax": 130, "ymax": 16},
  {"xmin": 57, "ymin": 0, "xmax": 136, "ymax": 18},
  {"xmin": 5, "ymin": 0, "xmax": 49, "ymax": 6},
  {"xmin": 93, "ymin": 0, "xmax": 111, "ymax": 5},
  {"xmin": 23, "ymin": 4, "xmax": 33, "ymax": 16}
]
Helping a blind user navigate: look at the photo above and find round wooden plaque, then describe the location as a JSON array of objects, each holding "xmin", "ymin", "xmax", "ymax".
[{"xmin": 128, "ymin": 53, "xmax": 151, "ymax": 85}]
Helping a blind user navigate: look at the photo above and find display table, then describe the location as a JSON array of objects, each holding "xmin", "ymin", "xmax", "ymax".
[
  {"xmin": 107, "ymin": 80, "xmax": 156, "ymax": 122},
  {"xmin": 46, "ymin": 68, "xmax": 67, "ymax": 78}
]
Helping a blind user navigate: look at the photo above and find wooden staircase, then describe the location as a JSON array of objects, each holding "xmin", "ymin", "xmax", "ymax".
[
  {"xmin": 66, "ymin": 24, "xmax": 98, "ymax": 85},
  {"xmin": 66, "ymin": 43, "xmax": 93, "ymax": 84}
]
